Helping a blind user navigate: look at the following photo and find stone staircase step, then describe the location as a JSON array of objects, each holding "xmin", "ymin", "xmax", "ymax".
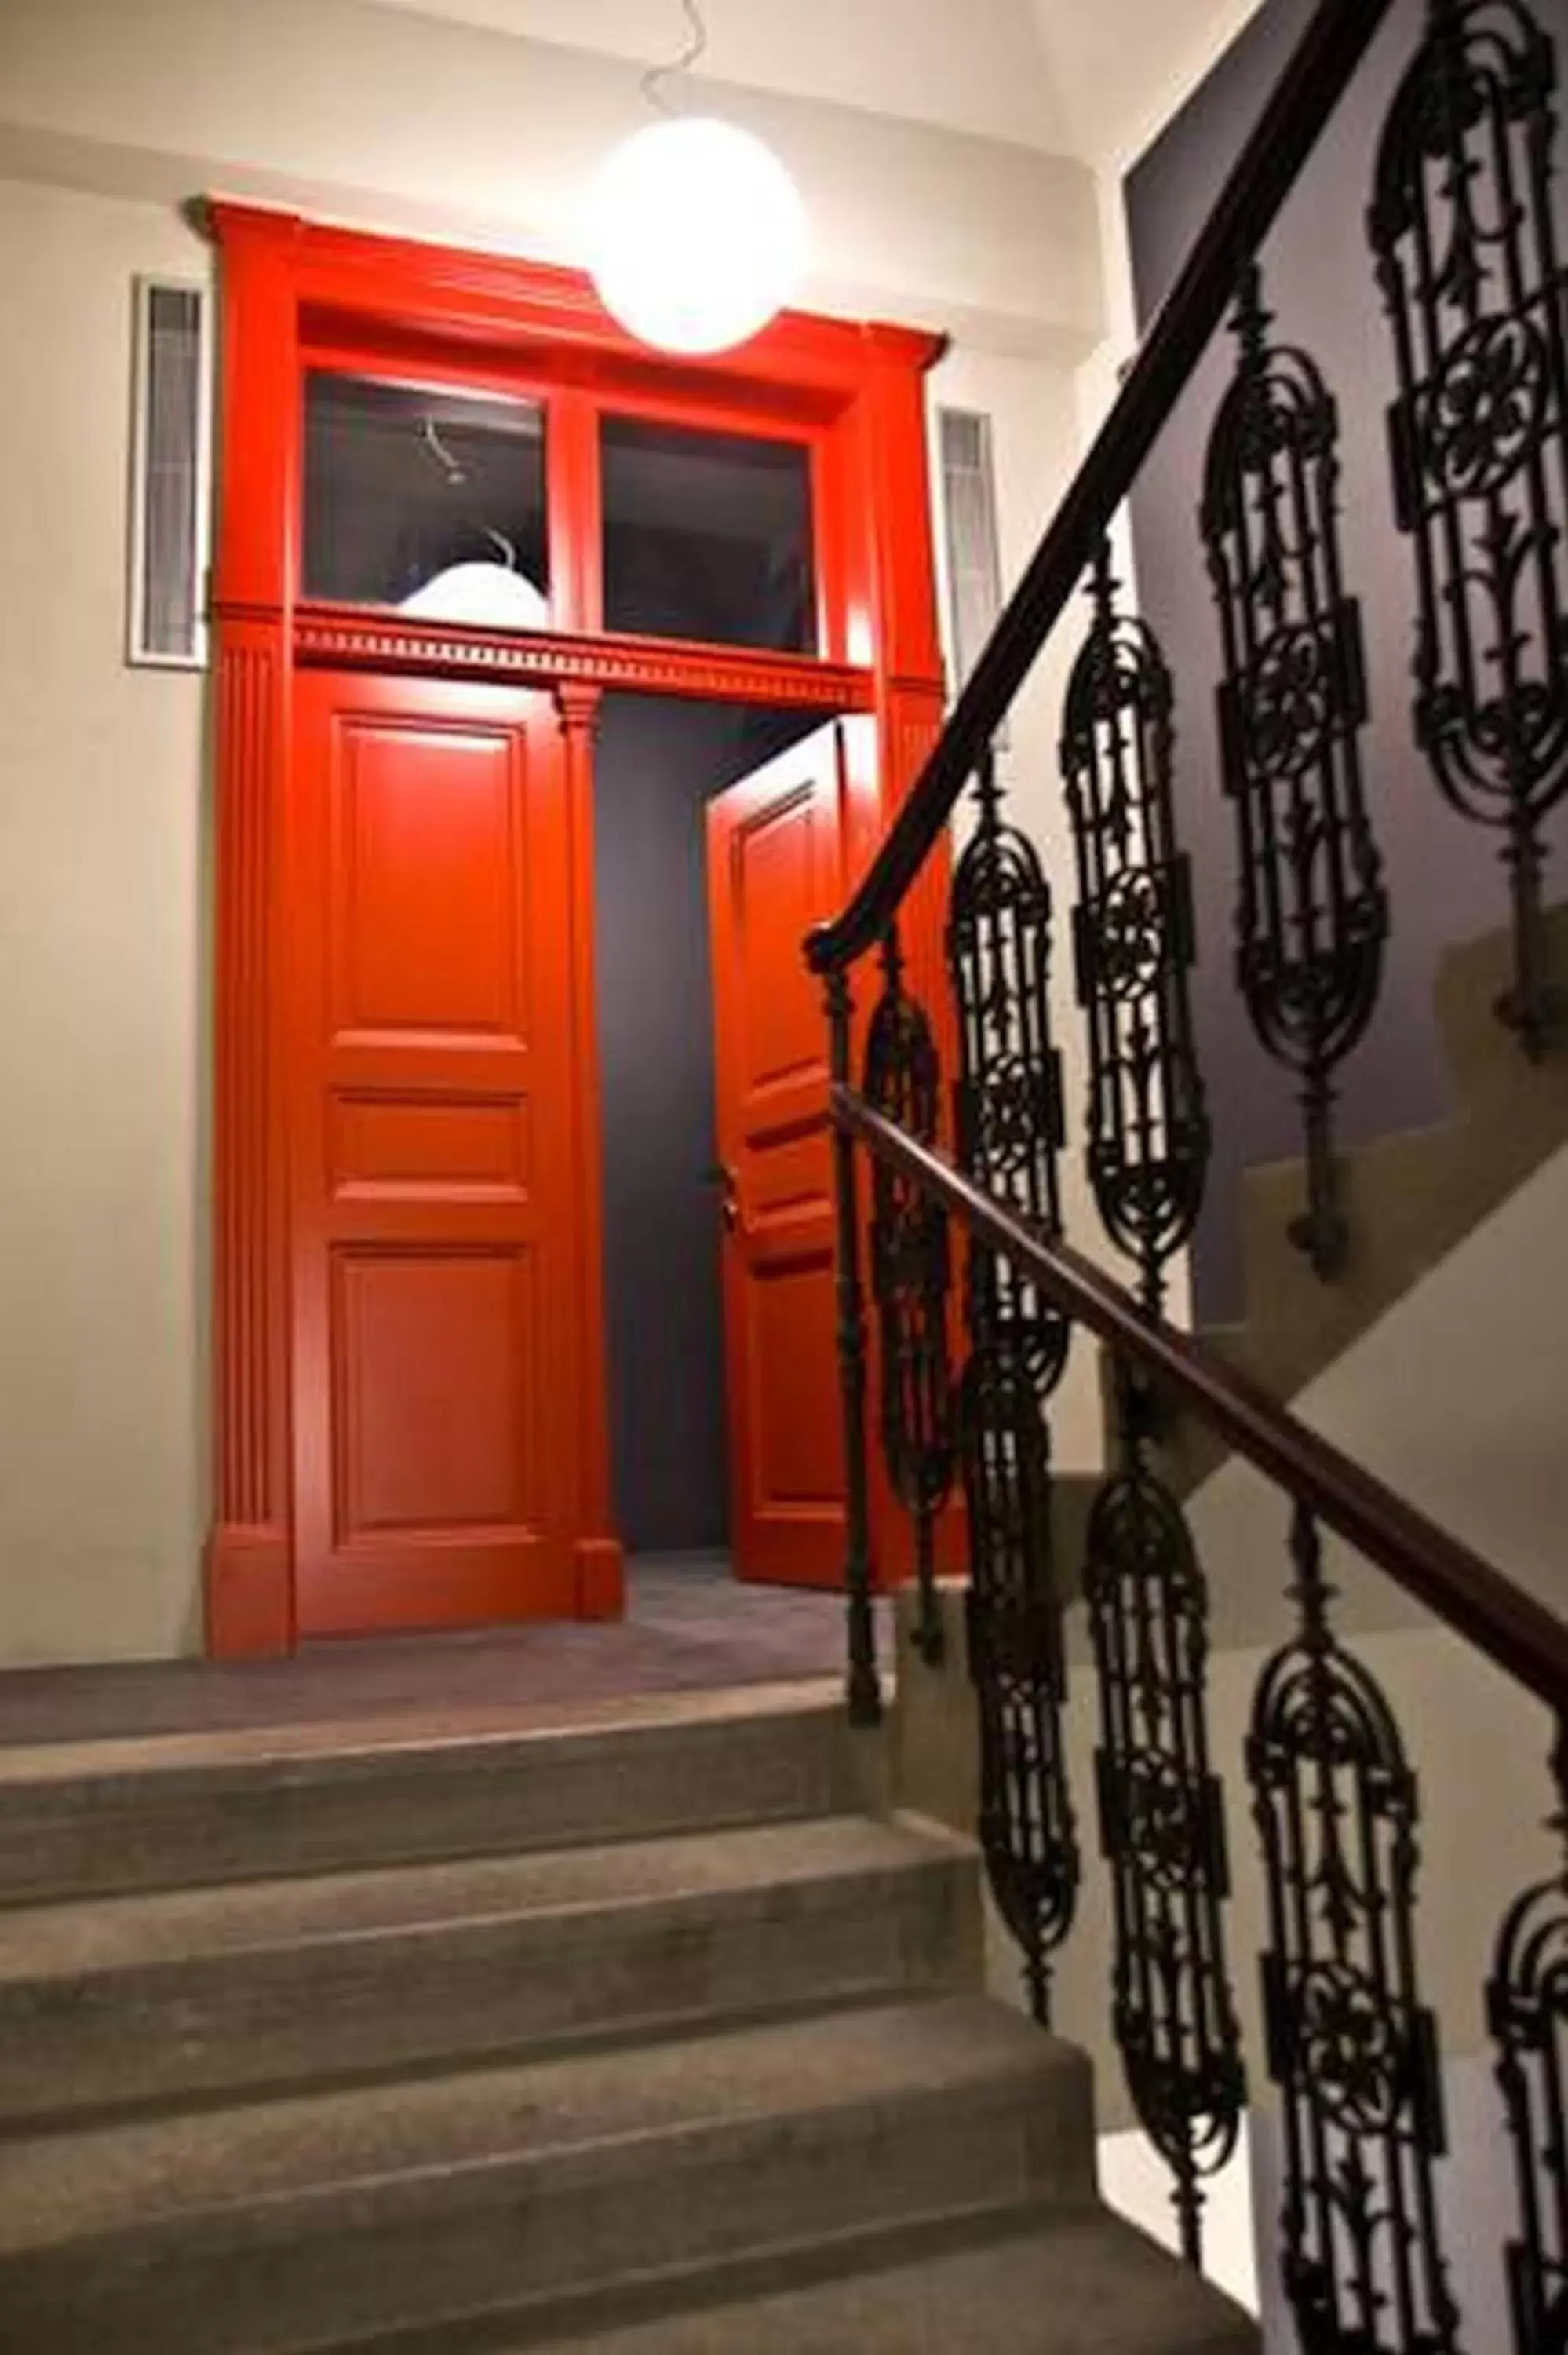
[
  {"xmin": 0, "ymin": 1995, "xmax": 1094, "ymax": 2355},
  {"xmin": 0, "ymin": 1685, "xmax": 852, "ymax": 1905},
  {"xmin": 461, "ymin": 2212, "xmax": 1255, "ymax": 2354},
  {"xmin": 0, "ymin": 1814, "xmax": 978, "ymax": 2125}
]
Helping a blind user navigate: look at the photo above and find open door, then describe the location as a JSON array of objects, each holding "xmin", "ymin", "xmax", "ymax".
[{"xmin": 706, "ymin": 724, "xmax": 850, "ymax": 1586}]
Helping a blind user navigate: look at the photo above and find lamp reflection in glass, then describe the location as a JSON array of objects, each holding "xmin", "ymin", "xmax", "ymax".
[{"xmin": 399, "ymin": 529, "xmax": 548, "ymax": 630}]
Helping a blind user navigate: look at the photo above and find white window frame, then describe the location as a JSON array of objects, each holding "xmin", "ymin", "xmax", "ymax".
[
  {"xmin": 933, "ymin": 402, "xmax": 1008, "ymax": 750},
  {"xmin": 127, "ymin": 273, "xmax": 214, "ymax": 671}
]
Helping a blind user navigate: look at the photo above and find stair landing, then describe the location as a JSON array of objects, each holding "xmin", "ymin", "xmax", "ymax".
[{"xmin": 0, "ymin": 1559, "xmax": 876, "ymax": 1748}]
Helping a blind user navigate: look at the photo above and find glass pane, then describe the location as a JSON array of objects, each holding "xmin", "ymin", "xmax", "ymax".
[
  {"xmin": 601, "ymin": 416, "xmax": 815, "ymax": 653},
  {"xmin": 304, "ymin": 374, "xmax": 549, "ymax": 627},
  {"xmin": 140, "ymin": 284, "xmax": 203, "ymax": 660}
]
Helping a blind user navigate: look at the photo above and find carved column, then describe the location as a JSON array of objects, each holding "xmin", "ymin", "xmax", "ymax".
[
  {"xmin": 204, "ymin": 206, "xmax": 301, "ymax": 1656},
  {"xmin": 555, "ymin": 682, "xmax": 624, "ymax": 1619},
  {"xmin": 861, "ymin": 331, "xmax": 965, "ymax": 1587},
  {"xmin": 545, "ymin": 388, "xmax": 603, "ymax": 634},
  {"xmin": 862, "ymin": 330, "xmax": 952, "ymax": 1030}
]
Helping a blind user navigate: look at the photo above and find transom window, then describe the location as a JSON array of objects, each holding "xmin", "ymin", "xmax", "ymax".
[{"xmin": 303, "ymin": 374, "xmax": 549, "ymax": 627}]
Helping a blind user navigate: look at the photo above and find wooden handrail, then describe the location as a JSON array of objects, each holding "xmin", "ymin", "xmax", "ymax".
[
  {"xmin": 806, "ymin": 0, "xmax": 1402, "ymax": 980},
  {"xmin": 836, "ymin": 1088, "xmax": 1568, "ymax": 1714}
]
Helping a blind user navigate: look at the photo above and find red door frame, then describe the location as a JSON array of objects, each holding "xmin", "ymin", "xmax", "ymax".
[{"xmin": 205, "ymin": 202, "xmax": 950, "ymax": 1658}]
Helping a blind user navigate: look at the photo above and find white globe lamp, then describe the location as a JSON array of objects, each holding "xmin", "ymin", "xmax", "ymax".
[{"xmin": 587, "ymin": 115, "xmax": 807, "ymax": 356}]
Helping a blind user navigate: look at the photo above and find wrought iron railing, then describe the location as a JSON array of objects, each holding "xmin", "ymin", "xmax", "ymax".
[{"xmin": 808, "ymin": 1, "xmax": 1568, "ymax": 2345}]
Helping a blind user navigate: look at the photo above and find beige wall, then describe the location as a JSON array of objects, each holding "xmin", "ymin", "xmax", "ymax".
[
  {"xmin": 1190, "ymin": 1139, "xmax": 1568, "ymax": 1653},
  {"xmin": 0, "ymin": 177, "xmax": 212, "ymax": 1663},
  {"xmin": 1058, "ymin": 1152, "xmax": 1568, "ymax": 2233},
  {"xmin": 899, "ymin": 1571, "xmax": 1556, "ymax": 2306},
  {"xmin": 897, "ymin": 1552, "xmax": 1558, "ymax": 2132},
  {"xmin": 0, "ymin": 0, "xmax": 1100, "ymax": 1663},
  {"xmin": 1041, "ymin": 1611, "xmax": 1556, "ymax": 2321},
  {"xmin": 1037, "ymin": 1616, "xmax": 1560, "ymax": 2120},
  {"xmin": 0, "ymin": 0, "xmax": 1103, "ymax": 361}
]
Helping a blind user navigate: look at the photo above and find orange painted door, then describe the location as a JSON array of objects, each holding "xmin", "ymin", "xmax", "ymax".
[
  {"xmin": 289, "ymin": 672, "xmax": 581, "ymax": 1637},
  {"xmin": 706, "ymin": 725, "xmax": 848, "ymax": 1586}
]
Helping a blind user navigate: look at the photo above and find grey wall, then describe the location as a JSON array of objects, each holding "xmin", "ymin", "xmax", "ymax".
[
  {"xmin": 593, "ymin": 695, "xmax": 817, "ymax": 1557},
  {"xmin": 594, "ymin": 695, "xmax": 736, "ymax": 1556},
  {"xmin": 1125, "ymin": 0, "xmax": 1568, "ymax": 1316}
]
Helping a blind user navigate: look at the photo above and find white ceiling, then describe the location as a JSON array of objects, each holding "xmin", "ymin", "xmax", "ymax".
[
  {"xmin": 1027, "ymin": 0, "xmax": 1264, "ymax": 166},
  {"xmin": 357, "ymin": 0, "xmax": 1262, "ymax": 168}
]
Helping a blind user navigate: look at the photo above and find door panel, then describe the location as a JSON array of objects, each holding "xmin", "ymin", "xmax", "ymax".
[
  {"xmin": 707, "ymin": 725, "xmax": 848, "ymax": 1586},
  {"xmin": 744, "ymin": 1254, "xmax": 844, "ymax": 1507},
  {"xmin": 329, "ymin": 1090, "xmax": 531, "ymax": 1199},
  {"xmin": 328, "ymin": 723, "xmax": 528, "ymax": 1039},
  {"xmin": 332, "ymin": 1246, "xmax": 542, "ymax": 1533},
  {"xmin": 290, "ymin": 674, "xmax": 578, "ymax": 1636}
]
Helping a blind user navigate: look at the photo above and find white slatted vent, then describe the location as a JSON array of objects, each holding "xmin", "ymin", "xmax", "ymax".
[
  {"xmin": 128, "ymin": 278, "xmax": 210, "ymax": 667},
  {"xmin": 937, "ymin": 407, "xmax": 1005, "ymax": 726}
]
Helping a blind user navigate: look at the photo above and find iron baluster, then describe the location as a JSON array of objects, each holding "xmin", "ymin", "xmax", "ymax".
[
  {"xmin": 1489, "ymin": 1717, "xmax": 1568, "ymax": 2355},
  {"xmin": 826, "ymin": 971, "xmax": 881, "ymax": 1729},
  {"xmin": 1249, "ymin": 1503, "xmax": 1463, "ymax": 2353},
  {"xmin": 948, "ymin": 747, "xmax": 1070, "ymax": 1393},
  {"xmin": 1064, "ymin": 541, "xmax": 1210, "ymax": 1316},
  {"xmin": 1063, "ymin": 538, "xmax": 1239, "ymax": 2261},
  {"xmin": 960, "ymin": 1336, "xmax": 1078, "ymax": 2028},
  {"xmin": 1085, "ymin": 1362, "xmax": 1245, "ymax": 2269},
  {"xmin": 1372, "ymin": 0, "xmax": 1568, "ymax": 1059},
  {"xmin": 864, "ymin": 922, "xmax": 954, "ymax": 1668},
  {"xmin": 1202, "ymin": 265, "xmax": 1389, "ymax": 1280},
  {"xmin": 948, "ymin": 748, "xmax": 1078, "ymax": 2022}
]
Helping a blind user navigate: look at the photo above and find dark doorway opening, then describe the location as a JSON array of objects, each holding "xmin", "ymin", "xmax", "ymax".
[{"xmin": 593, "ymin": 694, "xmax": 822, "ymax": 1568}]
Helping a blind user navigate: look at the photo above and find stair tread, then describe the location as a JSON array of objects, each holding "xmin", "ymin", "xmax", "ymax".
[
  {"xmin": 0, "ymin": 1995, "xmax": 1078, "ymax": 2257},
  {"xmin": 0, "ymin": 1814, "xmax": 961, "ymax": 1981},
  {"xmin": 487, "ymin": 2214, "xmax": 1256, "ymax": 2354},
  {"xmin": 0, "ymin": 1681, "xmax": 841, "ymax": 1791}
]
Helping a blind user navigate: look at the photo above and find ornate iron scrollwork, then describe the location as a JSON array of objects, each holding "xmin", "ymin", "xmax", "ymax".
[
  {"xmin": 1249, "ymin": 1506, "xmax": 1462, "ymax": 2353},
  {"xmin": 948, "ymin": 750, "xmax": 1070, "ymax": 1392},
  {"xmin": 1372, "ymin": 0, "xmax": 1568, "ymax": 1058},
  {"xmin": 1064, "ymin": 542, "xmax": 1211, "ymax": 1314},
  {"xmin": 1085, "ymin": 1368, "xmax": 1245, "ymax": 2268},
  {"xmin": 825, "ymin": 970, "xmax": 881, "ymax": 1729},
  {"xmin": 865, "ymin": 922, "xmax": 954, "ymax": 1667},
  {"xmin": 1489, "ymin": 1725, "xmax": 1568, "ymax": 2355},
  {"xmin": 949, "ymin": 749, "xmax": 1078, "ymax": 2021},
  {"xmin": 1202, "ymin": 267, "xmax": 1389, "ymax": 1279},
  {"xmin": 1067, "ymin": 535, "xmax": 1233, "ymax": 2130},
  {"xmin": 961, "ymin": 1339, "xmax": 1078, "ymax": 2025}
]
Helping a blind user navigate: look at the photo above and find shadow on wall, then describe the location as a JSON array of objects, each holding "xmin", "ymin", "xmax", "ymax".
[{"xmin": 1125, "ymin": 0, "xmax": 1568, "ymax": 1320}]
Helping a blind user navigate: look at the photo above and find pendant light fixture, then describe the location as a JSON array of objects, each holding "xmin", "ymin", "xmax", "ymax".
[{"xmin": 585, "ymin": 2, "xmax": 808, "ymax": 357}]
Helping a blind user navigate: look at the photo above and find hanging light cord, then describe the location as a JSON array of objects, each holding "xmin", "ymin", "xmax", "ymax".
[
  {"xmin": 642, "ymin": 0, "xmax": 708, "ymax": 117},
  {"xmin": 421, "ymin": 418, "xmax": 467, "ymax": 487}
]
